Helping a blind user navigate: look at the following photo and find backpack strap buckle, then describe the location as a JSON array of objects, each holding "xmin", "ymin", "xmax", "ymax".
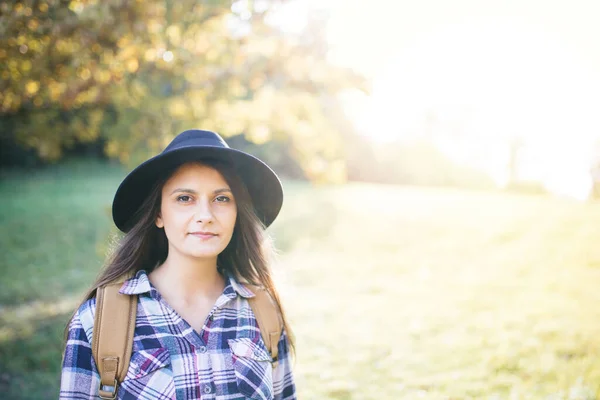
[{"xmin": 98, "ymin": 379, "xmax": 118, "ymax": 399}]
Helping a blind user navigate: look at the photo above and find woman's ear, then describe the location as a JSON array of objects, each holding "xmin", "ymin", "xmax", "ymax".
[{"xmin": 155, "ymin": 215, "xmax": 164, "ymax": 228}]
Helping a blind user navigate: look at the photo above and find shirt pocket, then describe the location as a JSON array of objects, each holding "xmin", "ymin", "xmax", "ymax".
[
  {"xmin": 118, "ymin": 347, "xmax": 176, "ymax": 400},
  {"xmin": 228, "ymin": 338, "xmax": 274, "ymax": 400}
]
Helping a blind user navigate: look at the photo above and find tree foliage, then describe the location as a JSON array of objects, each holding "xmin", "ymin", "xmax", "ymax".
[{"xmin": 1, "ymin": 0, "xmax": 363, "ymax": 181}]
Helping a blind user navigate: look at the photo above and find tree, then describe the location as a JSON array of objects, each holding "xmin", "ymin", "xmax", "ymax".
[{"xmin": 0, "ymin": 0, "xmax": 364, "ymax": 180}]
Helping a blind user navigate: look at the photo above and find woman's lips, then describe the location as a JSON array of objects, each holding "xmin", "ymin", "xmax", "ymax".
[{"xmin": 189, "ymin": 232, "xmax": 218, "ymax": 240}]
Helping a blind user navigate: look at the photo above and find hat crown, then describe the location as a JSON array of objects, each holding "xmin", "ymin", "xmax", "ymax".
[{"xmin": 163, "ymin": 129, "xmax": 229, "ymax": 153}]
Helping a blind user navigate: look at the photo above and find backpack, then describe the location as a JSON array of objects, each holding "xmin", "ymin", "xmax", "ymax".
[{"xmin": 91, "ymin": 282, "xmax": 283, "ymax": 399}]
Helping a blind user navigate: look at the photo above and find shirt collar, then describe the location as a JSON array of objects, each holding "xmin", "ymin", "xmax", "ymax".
[
  {"xmin": 118, "ymin": 269, "xmax": 256, "ymax": 299},
  {"xmin": 119, "ymin": 270, "xmax": 152, "ymax": 295},
  {"xmin": 228, "ymin": 276, "xmax": 256, "ymax": 299}
]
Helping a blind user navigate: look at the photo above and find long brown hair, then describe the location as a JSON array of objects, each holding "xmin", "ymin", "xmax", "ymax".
[{"xmin": 67, "ymin": 158, "xmax": 294, "ymax": 352}]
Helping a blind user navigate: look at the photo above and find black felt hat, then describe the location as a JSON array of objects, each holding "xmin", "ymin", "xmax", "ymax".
[{"xmin": 112, "ymin": 129, "xmax": 283, "ymax": 232}]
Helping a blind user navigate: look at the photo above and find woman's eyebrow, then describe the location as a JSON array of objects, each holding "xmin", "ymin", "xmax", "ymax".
[
  {"xmin": 170, "ymin": 188, "xmax": 198, "ymax": 195},
  {"xmin": 170, "ymin": 187, "xmax": 232, "ymax": 195}
]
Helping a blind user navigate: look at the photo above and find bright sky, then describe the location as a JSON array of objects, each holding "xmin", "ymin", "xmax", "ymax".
[
  {"xmin": 318, "ymin": 0, "xmax": 600, "ymax": 198},
  {"xmin": 328, "ymin": 1, "xmax": 600, "ymax": 133}
]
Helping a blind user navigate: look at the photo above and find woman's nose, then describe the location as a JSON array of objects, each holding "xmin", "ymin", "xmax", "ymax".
[{"xmin": 194, "ymin": 198, "xmax": 214, "ymax": 223}]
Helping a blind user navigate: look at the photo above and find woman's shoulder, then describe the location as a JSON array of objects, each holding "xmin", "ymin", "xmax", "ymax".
[
  {"xmin": 76, "ymin": 296, "xmax": 97, "ymax": 322},
  {"xmin": 71, "ymin": 278, "xmax": 138, "ymax": 331},
  {"xmin": 65, "ymin": 296, "xmax": 97, "ymax": 344},
  {"xmin": 68, "ymin": 278, "xmax": 142, "ymax": 340}
]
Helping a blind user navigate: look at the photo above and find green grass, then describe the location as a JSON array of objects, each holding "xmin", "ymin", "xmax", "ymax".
[
  {"xmin": 2, "ymin": 162, "xmax": 600, "ymax": 399},
  {"xmin": 0, "ymin": 161, "xmax": 125, "ymax": 305}
]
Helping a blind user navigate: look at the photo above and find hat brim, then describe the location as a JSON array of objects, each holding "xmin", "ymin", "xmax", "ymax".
[{"xmin": 112, "ymin": 145, "xmax": 283, "ymax": 232}]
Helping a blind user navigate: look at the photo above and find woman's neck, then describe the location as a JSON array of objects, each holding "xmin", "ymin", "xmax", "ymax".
[{"xmin": 149, "ymin": 250, "xmax": 225, "ymax": 303}]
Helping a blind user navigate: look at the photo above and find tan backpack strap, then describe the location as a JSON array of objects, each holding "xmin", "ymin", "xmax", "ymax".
[
  {"xmin": 245, "ymin": 285, "xmax": 283, "ymax": 368},
  {"xmin": 91, "ymin": 283, "xmax": 137, "ymax": 399}
]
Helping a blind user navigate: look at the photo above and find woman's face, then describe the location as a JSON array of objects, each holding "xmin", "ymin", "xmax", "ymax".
[{"xmin": 156, "ymin": 162, "xmax": 237, "ymax": 261}]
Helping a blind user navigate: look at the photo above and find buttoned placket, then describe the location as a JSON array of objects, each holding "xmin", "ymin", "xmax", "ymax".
[{"xmin": 195, "ymin": 290, "xmax": 239, "ymax": 399}]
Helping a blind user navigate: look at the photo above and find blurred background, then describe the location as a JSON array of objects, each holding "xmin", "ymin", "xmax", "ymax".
[{"xmin": 1, "ymin": 0, "xmax": 600, "ymax": 398}]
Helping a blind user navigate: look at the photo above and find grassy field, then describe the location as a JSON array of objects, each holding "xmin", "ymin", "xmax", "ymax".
[{"xmin": 1, "ymin": 161, "xmax": 600, "ymax": 399}]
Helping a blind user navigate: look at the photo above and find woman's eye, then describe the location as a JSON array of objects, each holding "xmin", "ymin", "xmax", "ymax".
[
  {"xmin": 215, "ymin": 195, "xmax": 231, "ymax": 203},
  {"xmin": 177, "ymin": 195, "xmax": 192, "ymax": 203}
]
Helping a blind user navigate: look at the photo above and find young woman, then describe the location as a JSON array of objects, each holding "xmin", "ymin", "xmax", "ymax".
[{"xmin": 60, "ymin": 129, "xmax": 296, "ymax": 399}]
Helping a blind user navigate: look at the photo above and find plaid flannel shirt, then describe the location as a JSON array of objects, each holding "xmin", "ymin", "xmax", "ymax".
[{"xmin": 60, "ymin": 270, "xmax": 296, "ymax": 399}]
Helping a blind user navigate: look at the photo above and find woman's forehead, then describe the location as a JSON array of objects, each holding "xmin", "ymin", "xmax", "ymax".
[{"xmin": 163, "ymin": 162, "xmax": 230, "ymax": 190}]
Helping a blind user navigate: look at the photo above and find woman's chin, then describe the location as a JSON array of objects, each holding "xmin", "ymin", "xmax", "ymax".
[{"xmin": 184, "ymin": 247, "xmax": 225, "ymax": 260}]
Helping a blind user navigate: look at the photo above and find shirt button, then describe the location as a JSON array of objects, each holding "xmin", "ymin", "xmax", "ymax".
[
  {"xmin": 199, "ymin": 346, "xmax": 207, "ymax": 353},
  {"xmin": 203, "ymin": 386, "xmax": 212, "ymax": 394}
]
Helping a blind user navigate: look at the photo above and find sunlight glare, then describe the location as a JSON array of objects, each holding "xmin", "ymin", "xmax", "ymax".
[{"xmin": 327, "ymin": 2, "xmax": 600, "ymax": 199}]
